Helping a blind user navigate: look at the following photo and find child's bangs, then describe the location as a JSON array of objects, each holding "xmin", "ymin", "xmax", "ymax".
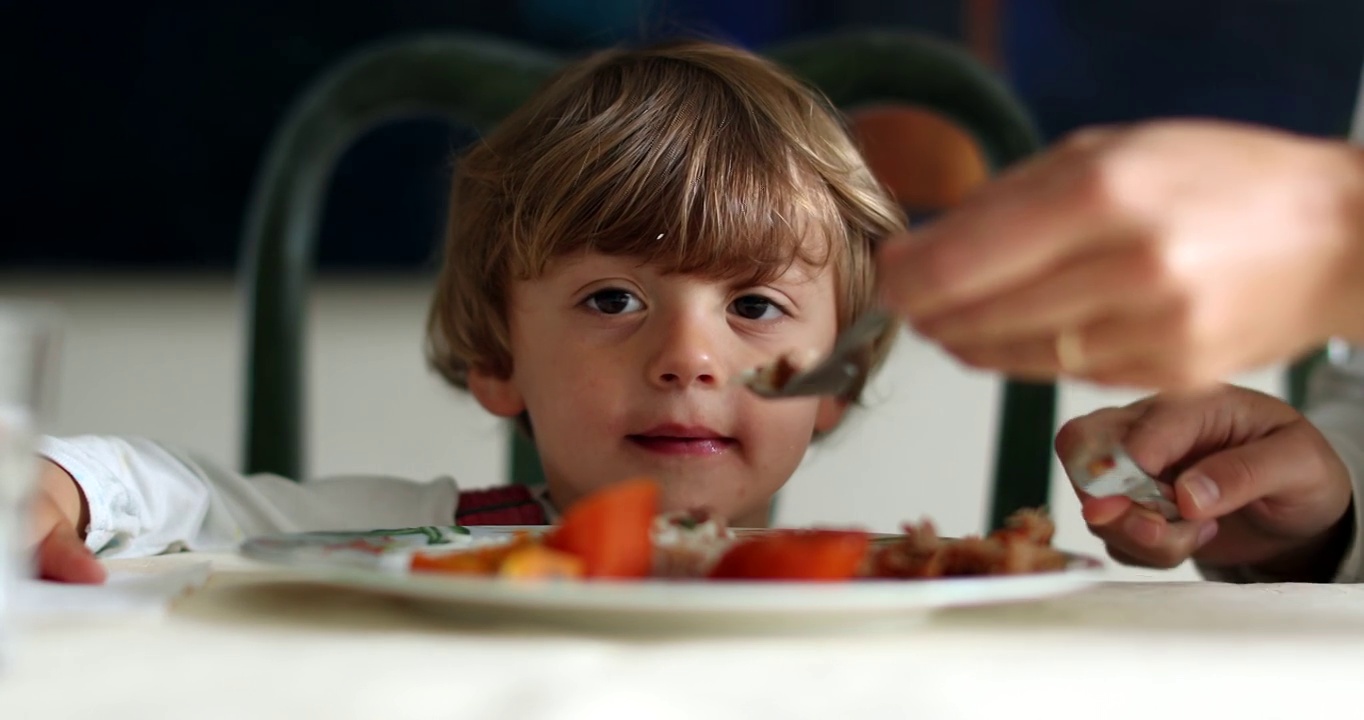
[
  {"xmin": 508, "ymin": 54, "xmax": 849, "ymax": 286},
  {"xmin": 573, "ymin": 152, "xmax": 842, "ymax": 286}
]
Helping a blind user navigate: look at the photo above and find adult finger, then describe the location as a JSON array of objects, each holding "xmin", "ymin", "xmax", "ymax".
[
  {"xmin": 878, "ymin": 134, "xmax": 1136, "ymax": 320},
  {"xmin": 1078, "ymin": 495, "xmax": 1134, "ymax": 527},
  {"xmin": 913, "ymin": 245, "xmax": 1168, "ymax": 346},
  {"xmin": 1119, "ymin": 387, "xmax": 1298, "ymax": 486},
  {"xmin": 1105, "ymin": 539, "xmax": 1219, "ymax": 570},
  {"xmin": 940, "ymin": 303, "xmax": 1203, "ymax": 386},
  {"xmin": 941, "ymin": 333, "xmax": 1063, "ymax": 380},
  {"xmin": 1172, "ymin": 420, "xmax": 1341, "ymax": 523},
  {"xmin": 1087, "ymin": 506, "xmax": 1217, "ymax": 569},
  {"xmin": 1055, "ymin": 406, "xmax": 1144, "ymax": 473}
]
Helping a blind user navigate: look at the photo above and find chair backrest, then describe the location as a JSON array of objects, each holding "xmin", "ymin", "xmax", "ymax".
[
  {"xmin": 239, "ymin": 30, "xmax": 1053, "ymax": 531},
  {"xmin": 238, "ymin": 34, "xmax": 559, "ymax": 481}
]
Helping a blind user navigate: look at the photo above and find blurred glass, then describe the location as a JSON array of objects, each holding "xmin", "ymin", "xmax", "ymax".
[{"xmin": 0, "ymin": 303, "xmax": 59, "ymax": 667}]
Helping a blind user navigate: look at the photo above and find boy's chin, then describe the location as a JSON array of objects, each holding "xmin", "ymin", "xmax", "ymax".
[{"xmin": 654, "ymin": 482, "xmax": 774, "ymax": 528}]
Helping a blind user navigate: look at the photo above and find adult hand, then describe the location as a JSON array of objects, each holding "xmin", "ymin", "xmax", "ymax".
[
  {"xmin": 1055, "ymin": 385, "xmax": 1354, "ymax": 580},
  {"xmin": 878, "ymin": 120, "xmax": 1364, "ymax": 389}
]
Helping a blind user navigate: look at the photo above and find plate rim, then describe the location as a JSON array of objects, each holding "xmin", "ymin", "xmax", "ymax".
[{"xmin": 238, "ymin": 524, "xmax": 1107, "ymax": 615}]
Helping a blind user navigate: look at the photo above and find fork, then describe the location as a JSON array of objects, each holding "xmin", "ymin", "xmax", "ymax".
[{"xmin": 739, "ymin": 308, "xmax": 898, "ymax": 399}]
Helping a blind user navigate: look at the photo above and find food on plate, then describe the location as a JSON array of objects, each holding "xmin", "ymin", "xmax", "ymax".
[
  {"xmin": 498, "ymin": 544, "xmax": 585, "ymax": 580},
  {"xmin": 410, "ymin": 477, "xmax": 1070, "ymax": 582},
  {"xmin": 410, "ymin": 531, "xmax": 583, "ymax": 579},
  {"xmin": 542, "ymin": 476, "xmax": 657, "ymax": 578},
  {"xmin": 709, "ymin": 529, "xmax": 869, "ymax": 581},
  {"xmin": 651, "ymin": 508, "xmax": 735, "ymax": 578},
  {"xmin": 866, "ymin": 509, "xmax": 1067, "ymax": 578}
]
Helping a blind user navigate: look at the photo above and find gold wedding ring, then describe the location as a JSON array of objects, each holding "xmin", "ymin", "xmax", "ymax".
[{"xmin": 1056, "ymin": 327, "xmax": 1086, "ymax": 375}]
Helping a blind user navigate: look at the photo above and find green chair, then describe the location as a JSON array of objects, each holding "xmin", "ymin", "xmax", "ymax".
[
  {"xmin": 239, "ymin": 30, "xmax": 1051, "ymax": 531},
  {"xmin": 1289, "ymin": 349, "xmax": 1327, "ymax": 409},
  {"xmin": 238, "ymin": 34, "xmax": 559, "ymax": 484}
]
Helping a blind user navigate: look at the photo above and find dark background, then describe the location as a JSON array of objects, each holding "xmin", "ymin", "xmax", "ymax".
[{"xmin": 6, "ymin": 0, "xmax": 1362, "ymax": 271}]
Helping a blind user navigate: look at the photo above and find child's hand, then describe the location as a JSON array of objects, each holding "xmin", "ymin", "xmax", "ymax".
[
  {"xmin": 1055, "ymin": 385, "xmax": 1354, "ymax": 580},
  {"xmin": 27, "ymin": 458, "xmax": 105, "ymax": 584}
]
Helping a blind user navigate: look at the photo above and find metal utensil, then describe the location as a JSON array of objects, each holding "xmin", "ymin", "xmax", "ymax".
[
  {"xmin": 1065, "ymin": 433, "xmax": 1182, "ymax": 521},
  {"xmin": 739, "ymin": 308, "xmax": 897, "ymax": 399}
]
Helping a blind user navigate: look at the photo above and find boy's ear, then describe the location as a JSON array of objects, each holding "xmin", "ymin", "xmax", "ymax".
[
  {"xmin": 813, "ymin": 395, "xmax": 849, "ymax": 434},
  {"xmin": 467, "ymin": 367, "xmax": 526, "ymax": 418}
]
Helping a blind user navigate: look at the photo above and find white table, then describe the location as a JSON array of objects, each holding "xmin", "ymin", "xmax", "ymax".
[{"xmin": 3, "ymin": 553, "xmax": 1364, "ymax": 720}]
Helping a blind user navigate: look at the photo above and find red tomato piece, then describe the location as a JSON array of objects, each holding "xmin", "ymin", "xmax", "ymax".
[
  {"xmin": 708, "ymin": 530, "xmax": 870, "ymax": 581},
  {"xmin": 544, "ymin": 477, "xmax": 659, "ymax": 579}
]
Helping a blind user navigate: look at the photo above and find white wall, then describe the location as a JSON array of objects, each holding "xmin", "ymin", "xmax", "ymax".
[{"xmin": 2, "ymin": 272, "xmax": 1286, "ymax": 581}]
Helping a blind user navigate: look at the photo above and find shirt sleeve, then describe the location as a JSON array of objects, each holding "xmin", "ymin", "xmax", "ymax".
[
  {"xmin": 1302, "ymin": 350, "xmax": 1364, "ymax": 583},
  {"xmin": 36, "ymin": 434, "xmax": 464, "ymax": 559}
]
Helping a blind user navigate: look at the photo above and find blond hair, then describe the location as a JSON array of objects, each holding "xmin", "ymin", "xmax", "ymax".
[{"xmin": 427, "ymin": 39, "xmax": 906, "ymax": 415}]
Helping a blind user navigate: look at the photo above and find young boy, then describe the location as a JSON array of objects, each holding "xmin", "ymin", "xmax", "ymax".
[{"xmin": 26, "ymin": 39, "xmax": 908, "ymax": 583}]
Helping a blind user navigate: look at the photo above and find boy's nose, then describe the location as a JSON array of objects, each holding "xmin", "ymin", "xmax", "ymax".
[{"xmin": 647, "ymin": 316, "xmax": 724, "ymax": 389}]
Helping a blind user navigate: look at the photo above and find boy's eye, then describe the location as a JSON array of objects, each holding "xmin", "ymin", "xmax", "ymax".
[
  {"xmin": 730, "ymin": 295, "xmax": 785, "ymax": 321},
  {"xmin": 584, "ymin": 289, "xmax": 643, "ymax": 315}
]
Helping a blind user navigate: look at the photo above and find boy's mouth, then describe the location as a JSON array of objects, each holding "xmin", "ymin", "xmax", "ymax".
[{"xmin": 627, "ymin": 424, "xmax": 736, "ymax": 456}]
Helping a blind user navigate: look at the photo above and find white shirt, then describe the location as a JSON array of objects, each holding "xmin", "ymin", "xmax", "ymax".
[{"xmin": 38, "ymin": 434, "xmax": 506, "ymax": 559}]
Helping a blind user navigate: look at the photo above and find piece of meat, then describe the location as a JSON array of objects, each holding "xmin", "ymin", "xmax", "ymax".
[
  {"xmin": 867, "ymin": 508, "xmax": 1067, "ymax": 579},
  {"xmin": 989, "ymin": 507, "xmax": 1056, "ymax": 546}
]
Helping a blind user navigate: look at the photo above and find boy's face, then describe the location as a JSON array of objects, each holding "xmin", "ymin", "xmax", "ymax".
[{"xmin": 468, "ymin": 250, "xmax": 847, "ymax": 526}]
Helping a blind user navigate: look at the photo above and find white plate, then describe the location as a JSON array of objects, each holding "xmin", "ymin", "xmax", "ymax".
[{"xmin": 239, "ymin": 525, "xmax": 1106, "ymax": 633}]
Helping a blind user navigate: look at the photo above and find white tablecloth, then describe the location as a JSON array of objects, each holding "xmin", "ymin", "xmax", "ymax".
[{"xmin": 3, "ymin": 553, "xmax": 1363, "ymax": 720}]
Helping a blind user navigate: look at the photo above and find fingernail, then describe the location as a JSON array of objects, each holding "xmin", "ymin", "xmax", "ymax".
[
  {"xmin": 1180, "ymin": 473, "xmax": 1220, "ymax": 513},
  {"xmin": 1195, "ymin": 522, "xmax": 1218, "ymax": 549},
  {"xmin": 1124, "ymin": 512, "xmax": 1163, "ymax": 547}
]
